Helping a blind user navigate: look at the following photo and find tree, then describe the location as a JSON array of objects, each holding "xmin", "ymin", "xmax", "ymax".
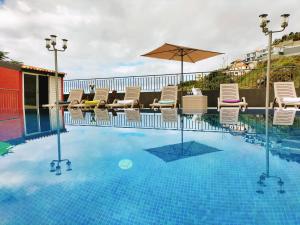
[
  {"xmin": 0, "ymin": 51, "xmax": 9, "ymax": 61},
  {"xmin": 0, "ymin": 50, "xmax": 22, "ymax": 64}
]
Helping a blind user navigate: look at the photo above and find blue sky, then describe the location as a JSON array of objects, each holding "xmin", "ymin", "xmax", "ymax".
[{"xmin": 0, "ymin": 0, "xmax": 299, "ymax": 79}]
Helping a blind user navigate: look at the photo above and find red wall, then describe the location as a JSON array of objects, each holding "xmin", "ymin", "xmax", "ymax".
[
  {"xmin": 0, "ymin": 119, "xmax": 24, "ymax": 141},
  {"xmin": 0, "ymin": 66, "xmax": 66, "ymax": 141},
  {"xmin": 0, "ymin": 66, "xmax": 24, "ymax": 141},
  {"xmin": 0, "ymin": 67, "xmax": 22, "ymax": 89}
]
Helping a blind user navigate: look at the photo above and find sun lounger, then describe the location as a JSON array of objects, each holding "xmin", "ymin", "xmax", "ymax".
[
  {"xmin": 106, "ymin": 87, "xmax": 140, "ymax": 109},
  {"xmin": 43, "ymin": 89, "xmax": 84, "ymax": 108},
  {"xmin": 217, "ymin": 83, "xmax": 247, "ymax": 111},
  {"xmin": 94, "ymin": 108, "xmax": 110, "ymax": 122},
  {"xmin": 219, "ymin": 107, "xmax": 247, "ymax": 133},
  {"xmin": 74, "ymin": 88, "xmax": 109, "ymax": 110},
  {"xmin": 273, "ymin": 82, "xmax": 300, "ymax": 109},
  {"xmin": 220, "ymin": 107, "xmax": 240, "ymax": 125},
  {"xmin": 69, "ymin": 108, "xmax": 85, "ymax": 121},
  {"xmin": 273, "ymin": 109, "xmax": 296, "ymax": 125},
  {"xmin": 161, "ymin": 108, "xmax": 178, "ymax": 122},
  {"xmin": 150, "ymin": 86, "xmax": 178, "ymax": 109},
  {"xmin": 125, "ymin": 109, "xmax": 141, "ymax": 123}
]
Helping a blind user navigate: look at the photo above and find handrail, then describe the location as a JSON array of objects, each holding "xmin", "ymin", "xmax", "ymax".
[
  {"xmin": 63, "ymin": 67, "xmax": 300, "ymax": 94},
  {"xmin": 64, "ymin": 66, "xmax": 299, "ymax": 81}
]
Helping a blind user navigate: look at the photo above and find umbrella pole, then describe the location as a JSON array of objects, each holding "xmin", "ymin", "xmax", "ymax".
[{"xmin": 180, "ymin": 49, "xmax": 183, "ymax": 109}]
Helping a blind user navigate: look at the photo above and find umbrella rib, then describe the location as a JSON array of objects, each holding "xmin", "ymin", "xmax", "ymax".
[
  {"xmin": 180, "ymin": 49, "xmax": 196, "ymax": 63},
  {"xmin": 184, "ymin": 49, "xmax": 196, "ymax": 63},
  {"xmin": 186, "ymin": 54, "xmax": 195, "ymax": 63},
  {"xmin": 142, "ymin": 49, "xmax": 179, "ymax": 56},
  {"xmin": 168, "ymin": 52, "xmax": 179, "ymax": 60}
]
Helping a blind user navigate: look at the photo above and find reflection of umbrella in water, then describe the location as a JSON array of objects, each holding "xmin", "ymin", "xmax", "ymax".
[
  {"xmin": 145, "ymin": 113, "xmax": 222, "ymax": 162},
  {"xmin": 141, "ymin": 43, "xmax": 223, "ymax": 91},
  {"xmin": 145, "ymin": 140, "xmax": 222, "ymax": 162}
]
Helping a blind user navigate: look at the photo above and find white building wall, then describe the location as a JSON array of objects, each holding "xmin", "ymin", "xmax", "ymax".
[
  {"xmin": 49, "ymin": 107, "xmax": 64, "ymax": 130},
  {"xmin": 49, "ymin": 76, "xmax": 64, "ymax": 130},
  {"xmin": 49, "ymin": 76, "xmax": 62, "ymax": 104}
]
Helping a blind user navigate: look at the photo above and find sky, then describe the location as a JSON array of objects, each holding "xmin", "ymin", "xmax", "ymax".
[{"xmin": 0, "ymin": 0, "xmax": 299, "ymax": 79}]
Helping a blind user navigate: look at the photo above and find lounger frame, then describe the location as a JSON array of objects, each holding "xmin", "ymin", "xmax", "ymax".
[
  {"xmin": 106, "ymin": 87, "xmax": 141, "ymax": 109},
  {"xmin": 150, "ymin": 86, "xmax": 178, "ymax": 109},
  {"xmin": 217, "ymin": 83, "xmax": 247, "ymax": 111},
  {"xmin": 43, "ymin": 89, "xmax": 84, "ymax": 108},
  {"xmin": 74, "ymin": 88, "xmax": 109, "ymax": 110},
  {"xmin": 273, "ymin": 82, "xmax": 300, "ymax": 109}
]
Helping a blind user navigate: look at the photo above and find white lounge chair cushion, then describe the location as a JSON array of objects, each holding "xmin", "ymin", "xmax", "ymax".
[
  {"xmin": 158, "ymin": 100, "xmax": 175, "ymax": 104},
  {"xmin": 117, "ymin": 100, "xmax": 134, "ymax": 105},
  {"xmin": 282, "ymin": 97, "xmax": 300, "ymax": 103}
]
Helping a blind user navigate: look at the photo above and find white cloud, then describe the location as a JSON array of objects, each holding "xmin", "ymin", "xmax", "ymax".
[
  {"xmin": 0, "ymin": 0, "xmax": 299, "ymax": 79},
  {"xmin": 17, "ymin": 0, "xmax": 31, "ymax": 13}
]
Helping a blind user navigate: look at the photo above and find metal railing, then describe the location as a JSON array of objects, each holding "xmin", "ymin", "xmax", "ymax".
[
  {"xmin": 64, "ymin": 110, "xmax": 300, "ymax": 136},
  {"xmin": 64, "ymin": 71, "xmax": 209, "ymax": 94},
  {"xmin": 64, "ymin": 111, "xmax": 256, "ymax": 133},
  {"xmin": 63, "ymin": 67, "xmax": 299, "ymax": 94}
]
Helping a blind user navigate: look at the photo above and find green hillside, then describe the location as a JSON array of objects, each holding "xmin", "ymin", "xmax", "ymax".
[
  {"xmin": 239, "ymin": 55, "xmax": 300, "ymax": 89},
  {"xmin": 181, "ymin": 55, "xmax": 300, "ymax": 90},
  {"xmin": 273, "ymin": 32, "xmax": 300, "ymax": 45}
]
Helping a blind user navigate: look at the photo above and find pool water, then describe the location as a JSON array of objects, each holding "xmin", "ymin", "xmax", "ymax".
[{"xmin": 1, "ymin": 108, "xmax": 300, "ymax": 225}]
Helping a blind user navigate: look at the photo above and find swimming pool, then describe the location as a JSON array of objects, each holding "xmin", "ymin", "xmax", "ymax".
[{"xmin": 1, "ymin": 108, "xmax": 300, "ymax": 225}]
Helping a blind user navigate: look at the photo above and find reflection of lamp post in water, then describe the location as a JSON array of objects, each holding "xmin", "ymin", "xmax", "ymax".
[
  {"xmin": 45, "ymin": 35, "xmax": 70, "ymax": 175},
  {"xmin": 180, "ymin": 110, "xmax": 184, "ymax": 152},
  {"xmin": 256, "ymin": 108, "xmax": 285, "ymax": 194},
  {"xmin": 50, "ymin": 156, "xmax": 72, "ymax": 176}
]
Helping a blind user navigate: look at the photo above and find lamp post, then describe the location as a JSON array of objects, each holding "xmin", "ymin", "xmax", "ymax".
[
  {"xmin": 259, "ymin": 14, "xmax": 289, "ymax": 176},
  {"xmin": 259, "ymin": 14, "xmax": 289, "ymax": 110},
  {"xmin": 45, "ymin": 35, "xmax": 68, "ymax": 174}
]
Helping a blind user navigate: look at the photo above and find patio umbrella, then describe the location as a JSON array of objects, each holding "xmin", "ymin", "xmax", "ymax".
[{"xmin": 141, "ymin": 43, "xmax": 223, "ymax": 84}]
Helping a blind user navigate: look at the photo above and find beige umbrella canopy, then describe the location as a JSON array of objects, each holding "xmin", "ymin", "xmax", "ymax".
[
  {"xmin": 141, "ymin": 43, "xmax": 222, "ymax": 63},
  {"xmin": 141, "ymin": 43, "xmax": 223, "ymax": 83}
]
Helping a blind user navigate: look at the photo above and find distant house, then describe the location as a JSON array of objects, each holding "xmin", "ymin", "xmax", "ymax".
[
  {"xmin": 245, "ymin": 49, "xmax": 268, "ymax": 62},
  {"xmin": 245, "ymin": 40, "xmax": 300, "ymax": 62},
  {"xmin": 226, "ymin": 59, "xmax": 255, "ymax": 76}
]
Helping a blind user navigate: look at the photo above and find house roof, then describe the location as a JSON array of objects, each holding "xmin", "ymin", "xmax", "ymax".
[
  {"xmin": 22, "ymin": 65, "xmax": 65, "ymax": 77},
  {"xmin": 0, "ymin": 61, "xmax": 66, "ymax": 77}
]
